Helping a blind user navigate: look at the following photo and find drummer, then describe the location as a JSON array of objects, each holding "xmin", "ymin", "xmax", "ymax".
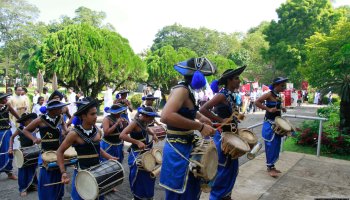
[
  {"xmin": 199, "ymin": 66, "xmax": 246, "ymax": 200},
  {"xmin": 159, "ymin": 57, "xmax": 216, "ymax": 199},
  {"xmin": 9, "ymin": 113, "xmax": 38, "ymax": 196},
  {"xmin": 255, "ymin": 77, "xmax": 288, "ymax": 177},
  {"xmin": 139, "ymin": 94, "xmax": 161, "ymax": 126},
  {"xmin": 22, "ymin": 100, "xmax": 69, "ymax": 200},
  {"xmin": 119, "ymin": 106, "xmax": 159, "ymax": 200},
  {"xmin": 114, "ymin": 90, "xmax": 133, "ymax": 121},
  {"xmin": 56, "ymin": 98, "xmax": 118, "ymax": 200},
  {"xmin": 0, "ymin": 92, "xmax": 20, "ymax": 180},
  {"xmin": 101, "ymin": 103, "xmax": 128, "ymax": 163},
  {"xmin": 48, "ymin": 90, "xmax": 72, "ymax": 123}
]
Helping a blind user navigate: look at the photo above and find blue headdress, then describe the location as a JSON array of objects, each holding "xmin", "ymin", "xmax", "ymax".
[
  {"xmin": 210, "ymin": 66, "xmax": 246, "ymax": 93},
  {"xmin": 174, "ymin": 57, "xmax": 217, "ymax": 89}
]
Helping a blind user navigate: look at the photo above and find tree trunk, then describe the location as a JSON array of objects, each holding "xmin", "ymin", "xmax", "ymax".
[{"xmin": 340, "ymin": 100, "xmax": 350, "ymax": 135}]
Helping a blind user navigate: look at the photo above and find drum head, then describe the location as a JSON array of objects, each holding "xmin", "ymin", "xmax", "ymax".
[
  {"xmin": 275, "ymin": 117, "xmax": 292, "ymax": 131},
  {"xmin": 141, "ymin": 152, "xmax": 156, "ymax": 172},
  {"xmin": 13, "ymin": 149, "xmax": 24, "ymax": 168},
  {"xmin": 222, "ymin": 133, "xmax": 250, "ymax": 152},
  {"xmin": 151, "ymin": 149, "xmax": 162, "ymax": 164},
  {"xmin": 238, "ymin": 129, "xmax": 258, "ymax": 145},
  {"xmin": 202, "ymin": 144, "xmax": 218, "ymax": 180},
  {"xmin": 64, "ymin": 147, "xmax": 77, "ymax": 158},
  {"xmin": 75, "ymin": 170, "xmax": 99, "ymax": 200},
  {"xmin": 42, "ymin": 151, "xmax": 57, "ymax": 163}
]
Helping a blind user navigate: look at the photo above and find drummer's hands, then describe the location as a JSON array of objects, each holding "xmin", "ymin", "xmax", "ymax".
[
  {"xmin": 200, "ymin": 124, "xmax": 215, "ymax": 137},
  {"xmin": 137, "ymin": 141, "xmax": 146, "ymax": 149},
  {"xmin": 110, "ymin": 156, "xmax": 118, "ymax": 161},
  {"xmin": 282, "ymin": 107, "xmax": 287, "ymax": 113},
  {"xmin": 153, "ymin": 135, "xmax": 159, "ymax": 143},
  {"xmin": 33, "ymin": 138, "xmax": 41, "ymax": 144},
  {"xmin": 8, "ymin": 148, "xmax": 13, "ymax": 154},
  {"xmin": 61, "ymin": 172, "xmax": 70, "ymax": 184},
  {"xmin": 198, "ymin": 115, "xmax": 212, "ymax": 126}
]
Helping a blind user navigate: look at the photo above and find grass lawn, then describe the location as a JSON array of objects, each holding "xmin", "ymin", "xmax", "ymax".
[{"xmin": 283, "ymin": 137, "xmax": 350, "ymax": 161}]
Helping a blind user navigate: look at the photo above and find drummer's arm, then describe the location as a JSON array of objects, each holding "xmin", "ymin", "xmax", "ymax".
[
  {"xmin": 66, "ymin": 115, "xmax": 74, "ymax": 127},
  {"xmin": 100, "ymin": 148, "xmax": 117, "ymax": 160},
  {"xmin": 57, "ymin": 131, "xmax": 76, "ymax": 184},
  {"xmin": 7, "ymin": 103, "xmax": 20, "ymax": 119},
  {"xmin": 119, "ymin": 122, "xmax": 144, "ymax": 147},
  {"xmin": 160, "ymin": 88, "xmax": 203, "ymax": 131},
  {"xmin": 199, "ymin": 94, "xmax": 225, "ymax": 123},
  {"xmin": 23, "ymin": 118, "xmax": 41, "ymax": 144},
  {"xmin": 146, "ymin": 126, "xmax": 158, "ymax": 142},
  {"xmin": 8, "ymin": 129, "xmax": 20, "ymax": 154},
  {"xmin": 64, "ymin": 107, "xmax": 72, "ymax": 119},
  {"xmin": 255, "ymin": 93, "xmax": 272, "ymax": 112},
  {"xmin": 61, "ymin": 118, "xmax": 68, "ymax": 137},
  {"xmin": 102, "ymin": 118, "xmax": 117, "ymax": 136}
]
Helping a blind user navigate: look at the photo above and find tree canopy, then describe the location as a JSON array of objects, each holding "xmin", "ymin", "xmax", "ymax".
[{"xmin": 28, "ymin": 24, "xmax": 146, "ymax": 97}]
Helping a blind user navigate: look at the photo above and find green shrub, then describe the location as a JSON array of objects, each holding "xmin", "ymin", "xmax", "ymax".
[{"xmin": 130, "ymin": 94, "xmax": 142, "ymax": 109}]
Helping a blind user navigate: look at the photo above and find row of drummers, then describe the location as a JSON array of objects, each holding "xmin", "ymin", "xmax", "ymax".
[{"xmin": 11, "ymin": 101, "xmax": 295, "ymax": 200}]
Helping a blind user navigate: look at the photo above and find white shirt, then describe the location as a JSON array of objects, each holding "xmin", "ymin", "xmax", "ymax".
[
  {"xmin": 154, "ymin": 89, "xmax": 162, "ymax": 99},
  {"xmin": 33, "ymin": 94, "xmax": 40, "ymax": 105},
  {"xmin": 32, "ymin": 104, "xmax": 42, "ymax": 115}
]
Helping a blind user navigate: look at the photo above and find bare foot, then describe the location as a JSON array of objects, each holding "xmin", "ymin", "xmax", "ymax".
[
  {"xmin": 267, "ymin": 169, "xmax": 279, "ymax": 178},
  {"xmin": 7, "ymin": 173, "xmax": 18, "ymax": 180},
  {"xmin": 274, "ymin": 168, "xmax": 282, "ymax": 173},
  {"xmin": 20, "ymin": 191, "xmax": 27, "ymax": 197}
]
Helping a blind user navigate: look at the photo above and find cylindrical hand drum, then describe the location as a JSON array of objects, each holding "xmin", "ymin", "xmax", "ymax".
[
  {"xmin": 13, "ymin": 145, "xmax": 40, "ymax": 168},
  {"xmin": 190, "ymin": 139, "xmax": 218, "ymax": 181},
  {"xmin": 75, "ymin": 159, "xmax": 124, "ymax": 200},
  {"xmin": 221, "ymin": 133, "xmax": 250, "ymax": 159},
  {"xmin": 238, "ymin": 128, "xmax": 258, "ymax": 149},
  {"xmin": 136, "ymin": 151, "xmax": 157, "ymax": 172},
  {"xmin": 273, "ymin": 117, "xmax": 292, "ymax": 136}
]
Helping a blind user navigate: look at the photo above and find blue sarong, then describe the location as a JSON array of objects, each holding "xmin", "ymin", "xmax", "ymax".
[
  {"xmin": 18, "ymin": 164, "xmax": 38, "ymax": 192},
  {"xmin": 100, "ymin": 140, "xmax": 124, "ymax": 163},
  {"xmin": 37, "ymin": 154, "xmax": 64, "ymax": 200},
  {"xmin": 209, "ymin": 131, "xmax": 239, "ymax": 200},
  {"xmin": 0, "ymin": 129, "xmax": 13, "ymax": 174},
  {"xmin": 121, "ymin": 113, "xmax": 129, "ymax": 122},
  {"xmin": 71, "ymin": 169, "xmax": 105, "ymax": 200},
  {"xmin": 262, "ymin": 121, "xmax": 282, "ymax": 167},
  {"xmin": 160, "ymin": 139, "xmax": 201, "ymax": 200},
  {"xmin": 128, "ymin": 150, "xmax": 155, "ymax": 199}
]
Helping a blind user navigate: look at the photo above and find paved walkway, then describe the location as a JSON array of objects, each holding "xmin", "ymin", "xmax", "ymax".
[{"xmin": 200, "ymin": 151, "xmax": 350, "ymax": 200}]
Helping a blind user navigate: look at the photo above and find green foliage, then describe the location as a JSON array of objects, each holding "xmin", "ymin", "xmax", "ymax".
[
  {"xmin": 144, "ymin": 45, "xmax": 197, "ymax": 92},
  {"xmin": 151, "ymin": 24, "xmax": 241, "ymax": 57},
  {"xmin": 294, "ymin": 106, "xmax": 350, "ymax": 155},
  {"xmin": 130, "ymin": 93, "xmax": 143, "ymax": 109},
  {"xmin": 264, "ymin": 0, "xmax": 341, "ymax": 84},
  {"xmin": 28, "ymin": 24, "xmax": 147, "ymax": 98}
]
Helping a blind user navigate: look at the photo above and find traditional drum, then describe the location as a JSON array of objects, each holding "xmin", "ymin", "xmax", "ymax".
[
  {"xmin": 75, "ymin": 159, "xmax": 124, "ymax": 200},
  {"xmin": 221, "ymin": 133, "xmax": 250, "ymax": 159},
  {"xmin": 151, "ymin": 148, "xmax": 162, "ymax": 164},
  {"xmin": 238, "ymin": 128, "xmax": 258, "ymax": 149},
  {"xmin": 189, "ymin": 139, "xmax": 218, "ymax": 181},
  {"xmin": 41, "ymin": 147, "xmax": 78, "ymax": 170},
  {"xmin": 136, "ymin": 151, "xmax": 157, "ymax": 172},
  {"xmin": 273, "ymin": 117, "xmax": 292, "ymax": 136},
  {"xmin": 13, "ymin": 145, "xmax": 40, "ymax": 168},
  {"xmin": 148, "ymin": 125, "xmax": 166, "ymax": 140}
]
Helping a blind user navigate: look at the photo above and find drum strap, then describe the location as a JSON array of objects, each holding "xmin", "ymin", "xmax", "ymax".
[
  {"xmin": 74, "ymin": 126, "xmax": 100, "ymax": 156},
  {"xmin": 262, "ymin": 120, "xmax": 276, "ymax": 142},
  {"xmin": 40, "ymin": 115, "xmax": 62, "ymax": 130},
  {"xmin": 165, "ymin": 138, "xmax": 191, "ymax": 164}
]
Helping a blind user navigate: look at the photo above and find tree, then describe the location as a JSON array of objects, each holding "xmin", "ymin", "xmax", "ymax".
[
  {"xmin": 144, "ymin": 45, "xmax": 197, "ymax": 92},
  {"xmin": 264, "ymin": 0, "xmax": 342, "ymax": 85},
  {"xmin": 302, "ymin": 20, "xmax": 350, "ymax": 134},
  {"xmin": 0, "ymin": 0, "xmax": 40, "ymax": 85},
  {"xmin": 151, "ymin": 24, "xmax": 241, "ymax": 57},
  {"xmin": 28, "ymin": 24, "xmax": 147, "ymax": 98}
]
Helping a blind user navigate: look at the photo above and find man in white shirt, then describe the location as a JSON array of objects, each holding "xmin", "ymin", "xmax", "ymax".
[
  {"xmin": 153, "ymin": 87, "xmax": 162, "ymax": 111},
  {"xmin": 68, "ymin": 87, "xmax": 77, "ymax": 115}
]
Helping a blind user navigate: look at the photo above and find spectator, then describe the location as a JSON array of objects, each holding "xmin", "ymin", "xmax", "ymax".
[
  {"xmin": 328, "ymin": 91, "xmax": 333, "ymax": 105},
  {"xmin": 32, "ymin": 89, "xmax": 40, "ymax": 107},
  {"xmin": 68, "ymin": 87, "xmax": 77, "ymax": 115},
  {"xmin": 42, "ymin": 87, "xmax": 50, "ymax": 104},
  {"xmin": 32, "ymin": 96, "xmax": 44, "ymax": 115},
  {"xmin": 153, "ymin": 87, "xmax": 162, "ymax": 111},
  {"xmin": 22, "ymin": 87, "xmax": 31, "ymax": 111}
]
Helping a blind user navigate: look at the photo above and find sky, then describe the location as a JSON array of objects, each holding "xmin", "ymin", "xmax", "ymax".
[{"xmin": 26, "ymin": 0, "xmax": 350, "ymax": 54}]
